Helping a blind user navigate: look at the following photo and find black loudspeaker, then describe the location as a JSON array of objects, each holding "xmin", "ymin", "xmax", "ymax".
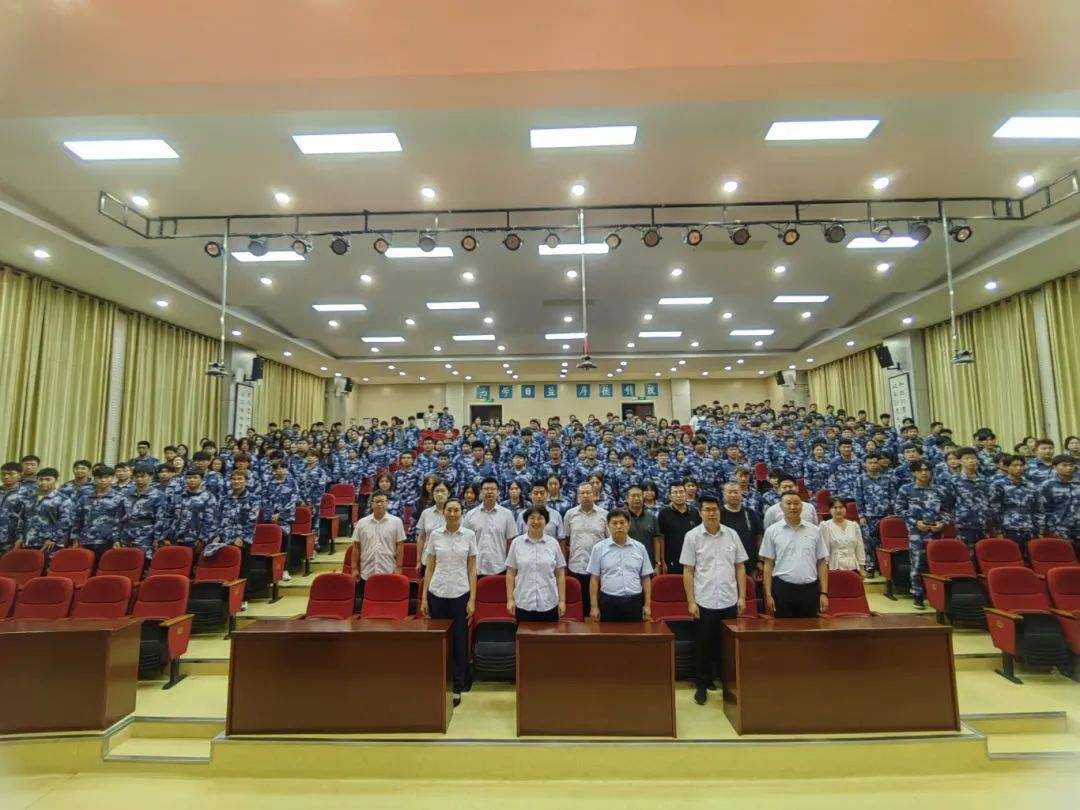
[
  {"xmin": 250, "ymin": 357, "xmax": 264, "ymax": 381},
  {"xmin": 774, "ymin": 371, "xmax": 786, "ymax": 386},
  {"xmin": 874, "ymin": 345, "xmax": 894, "ymax": 368},
  {"xmin": 343, "ymin": 377, "xmax": 354, "ymax": 393}
]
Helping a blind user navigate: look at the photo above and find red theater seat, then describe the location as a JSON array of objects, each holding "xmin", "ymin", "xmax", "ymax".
[
  {"xmin": 1048, "ymin": 567, "xmax": 1080, "ymax": 658},
  {"xmin": 329, "ymin": 483, "xmax": 359, "ymax": 536},
  {"xmin": 71, "ymin": 575, "xmax": 133, "ymax": 619},
  {"xmin": 301, "ymin": 573, "xmax": 357, "ymax": 619},
  {"xmin": 471, "ymin": 575, "xmax": 516, "ymax": 682},
  {"xmin": 814, "ymin": 488, "xmax": 832, "ymax": 521},
  {"xmin": 876, "ymin": 517, "xmax": 911, "ymax": 600},
  {"xmin": 563, "ymin": 575, "xmax": 583, "ymax": 622},
  {"xmin": 923, "ymin": 538, "xmax": 987, "ymax": 627},
  {"xmin": 289, "ymin": 506, "xmax": 317, "ymax": 576},
  {"xmin": 651, "ymin": 573, "xmax": 695, "ymax": 680},
  {"xmin": 0, "ymin": 549, "xmax": 46, "ymax": 589},
  {"xmin": 47, "ymin": 547, "xmax": 95, "ymax": 588},
  {"xmin": 975, "ymin": 538, "xmax": 1025, "ymax": 579},
  {"xmin": 147, "ymin": 545, "xmax": 194, "ymax": 578},
  {"xmin": 248, "ymin": 524, "xmax": 286, "ymax": 603},
  {"xmin": 319, "ymin": 493, "xmax": 340, "ymax": 553},
  {"xmin": 131, "ymin": 574, "xmax": 193, "ymax": 689},
  {"xmin": 984, "ymin": 567, "xmax": 1072, "ymax": 683},
  {"xmin": 1028, "ymin": 538, "xmax": 1080, "ymax": 578},
  {"xmin": 13, "ymin": 576, "xmax": 74, "ymax": 619},
  {"xmin": 741, "ymin": 576, "xmax": 759, "ymax": 619},
  {"xmin": 188, "ymin": 545, "xmax": 246, "ymax": 635},
  {"xmin": 0, "ymin": 577, "xmax": 14, "ymax": 618},
  {"xmin": 359, "ymin": 573, "xmax": 410, "ymax": 620},
  {"xmin": 97, "ymin": 547, "xmax": 145, "ymax": 587},
  {"xmin": 823, "ymin": 569, "xmax": 871, "ymax": 617}
]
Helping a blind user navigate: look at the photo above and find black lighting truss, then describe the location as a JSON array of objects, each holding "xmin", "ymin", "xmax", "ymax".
[{"xmin": 98, "ymin": 171, "xmax": 1080, "ymax": 242}]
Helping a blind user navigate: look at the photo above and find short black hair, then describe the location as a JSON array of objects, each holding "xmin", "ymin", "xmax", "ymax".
[
  {"xmin": 480, "ymin": 477, "xmax": 500, "ymax": 489},
  {"xmin": 94, "ymin": 466, "xmax": 115, "ymax": 478},
  {"xmin": 521, "ymin": 504, "xmax": 549, "ymax": 524},
  {"xmin": 607, "ymin": 508, "xmax": 631, "ymax": 523},
  {"xmin": 698, "ymin": 493, "xmax": 721, "ymax": 509}
]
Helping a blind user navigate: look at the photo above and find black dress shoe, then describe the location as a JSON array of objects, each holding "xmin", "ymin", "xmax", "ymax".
[
  {"xmin": 452, "ymin": 693, "xmax": 462, "ymax": 707},
  {"xmin": 706, "ymin": 681, "xmax": 719, "ymax": 692},
  {"xmin": 694, "ymin": 686, "xmax": 708, "ymax": 705}
]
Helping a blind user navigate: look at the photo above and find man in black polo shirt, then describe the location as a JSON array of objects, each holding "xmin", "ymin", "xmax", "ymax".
[
  {"xmin": 719, "ymin": 482, "xmax": 763, "ymax": 573},
  {"xmin": 626, "ymin": 484, "xmax": 661, "ymax": 573},
  {"xmin": 657, "ymin": 480, "xmax": 701, "ymax": 574}
]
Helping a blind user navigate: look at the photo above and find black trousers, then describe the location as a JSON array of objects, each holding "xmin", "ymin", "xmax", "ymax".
[
  {"xmin": 516, "ymin": 607, "xmax": 558, "ymax": 623},
  {"xmin": 665, "ymin": 561, "xmax": 684, "ymax": 575},
  {"xmin": 427, "ymin": 591, "xmax": 470, "ymax": 692},
  {"xmin": 571, "ymin": 571, "xmax": 593, "ymax": 617},
  {"xmin": 695, "ymin": 604, "xmax": 738, "ymax": 688},
  {"xmin": 772, "ymin": 578, "xmax": 820, "ymax": 618},
  {"xmin": 598, "ymin": 591, "xmax": 644, "ymax": 622}
]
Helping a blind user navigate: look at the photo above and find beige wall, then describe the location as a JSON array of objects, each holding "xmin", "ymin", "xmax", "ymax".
[
  {"xmin": 348, "ymin": 383, "xmax": 448, "ymax": 424},
  {"xmin": 687, "ymin": 379, "xmax": 773, "ymax": 412}
]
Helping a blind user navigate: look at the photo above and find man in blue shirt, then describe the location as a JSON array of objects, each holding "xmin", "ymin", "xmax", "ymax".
[{"xmin": 586, "ymin": 509, "xmax": 653, "ymax": 622}]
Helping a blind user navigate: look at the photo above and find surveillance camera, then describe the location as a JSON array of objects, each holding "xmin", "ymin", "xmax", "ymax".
[
  {"xmin": 576, "ymin": 354, "xmax": 597, "ymax": 371},
  {"xmin": 952, "ymin": 350, "xmax": 974, "ymax": 366}
]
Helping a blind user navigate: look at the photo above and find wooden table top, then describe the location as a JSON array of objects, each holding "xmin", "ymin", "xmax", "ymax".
[
  {"xmin": 0, "ymin": 618, "xmax": 140, "ymax": 635},
  {"xmin": 517, "ymin": 621, "xmax": 673, "ymax": 640},
  {"xmin": 722, "ymin": 614, "xmax": 947, "ymax": 635},
  {"xmin": 231, "ymin": 618, "xmax": 452, "ymax": 637}
]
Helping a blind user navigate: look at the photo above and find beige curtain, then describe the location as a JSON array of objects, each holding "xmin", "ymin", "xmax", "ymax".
[
  {"xmin": 120, "ymin": 313, "xmax": 220, "ymax": 455},
  {"xmin": 0, "ymin": 267, "xmax": 115, "ymax": 468},
  {"xmin": 1043, "ymin": 273, "xmax": 1080, "ymax": 439},
  {"xmin": 806, "ymin": 348, "xmax": 886, "ymax": 416},
  {"xmin": 252, "ymin": 358, "xmax": 326, "ymax": 431},
  {"xmin": 924, "ymin": 293, "xmax": 1043, "ymax": 446}
]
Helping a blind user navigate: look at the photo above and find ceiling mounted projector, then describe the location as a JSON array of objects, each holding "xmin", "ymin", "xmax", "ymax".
[{"xmin": 576, "ymin": 354, "xmax": 597, "ymax": 371}]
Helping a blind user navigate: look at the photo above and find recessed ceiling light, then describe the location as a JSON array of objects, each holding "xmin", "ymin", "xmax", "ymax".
[
  {"xmin": 387, "ymin": 364, "xmax": 396, "ymax": 370},
  {"xmin": 360, "ymin": 274, "xmax": 373, "ymax": 284},
  {"xmin": 993, "ymin": 117, "xmax": 1080, "ymax": 139},
  {"xmin": 670, "ymin": 267, "xmax": 683, "ymax": 277},
  {"xmin": 846, "ymin": 236, "xmax": 918, "ymax": 249},
  {"xmin": 502, "ymin": 363, "xmax": 510, "ymax": 368},
  {"xmin": 758, "ymin": 370, "xmax": 766, "ymax": 375},
  {"xmin": 984, "ymin": 280, "xmax": 999, "ymax": 291},
  {"xmin": 800, "ymin": 311, "xmax": 812, "ymax": 319},
  {"xmin": 320, "ymin": 365, "xmax": 328, "ymax": 371},
  {"xmin": 658, "ymin": 297, "xmax": 713, "ymax": 305},
  {"xmin": 619, "ymin": 361, "xmax": 628, "ymax": 366},
  {"xmin": 64, "ymin": 139, "xmax": 179, "ymax": 161},
  {"xmin": 32, "ymin": 248, "xmax": 50, "ymax": 260},
  {"xmin": 361, "ymin": 377, "xmax": 369, "ymax": 382},
  {"xmin": 274, "ymin": 191, "xmax": 291, "ymax": 205},
  {"xmin": 131, "ymin": 195, "xmax": 150, "ymax": 208},
  {"xmin": 764, "ymin": 120, "xmax": 879, "ymax": 141},
  {"xmin": 654, "ymin": 372, "xmax": 662, "ymax": 377},
  {"xmin": 690, "ymin": 341, "xmax": 700, "ymax": 348},
  {"xmin": 626, "ymin": 342, "xmax": 636, "ymax": 348},
  {"xmin": 753, "ymin": 340, "xmax": 764, "ymax": 347},
  {"xmin": 571, "ymin": 183, "xmax": 586, "ymax": 196},
  {"xmin": 283, "ymin": 351, "xmax": 293, "ymax": 357},
  {"xmin": 427, "ymin": 301, "xmax": 479, "ymax": 310},
  {"xmin": 561, "ymin": 361, "xmax": 569, "ymax": 367},
  {"xmin": 465, "ymin": 375, "xmax": 472, "ymax": 381},
  {"xmin": 872, "ymin": 176, "xmax": 890, "ymax": 190},
  {"xmin": 902, "ymin": 316, "xmax": 913, "ymax": 325},
  {"xmin": 327, "ymin": 320, "xmax": 339, "ymax": 327},
  {"xmin": 607, "ymin": 373, "xmax": 614, "ymax": 378},
  {"xmin": 291, "ymin": 132, "xmax": 402, "ymax": 154},
  {"xmin": 370, "ymin": 347, "xmax": 380, "ymax": 353},
  {"xmin": 736, "ymin": 359, "xmax": 745, "ymax": 364},
  {"xmin": 154, "ymin": 299, "xmax": 168, "ymax": 308},
  {"xmin": 398, "ymin": 371, "xmax": 406, "ymax": 376},
  {"xmin": 731, "ymin": 329, "xmax": 775, "ymax": 336},
  {"xmin": 537, "ymin": 243, "xmax": 609, "ymax": 256},
  {"xmin": 231, "ymin": 330, "xmax": 242, "ymax": 337},
  {"xmin": 773, "ymin": 294, "xmax": 829, "ymax": 303},
  {"xmin": 433, "ymin": 345, "xmax": 442, "ymax": 352},
  {"xmin": 721, "ymin": 312, "xmax": 733, "ymax": 320},
  {"xmin": 231, "ymin": 251, "xmax": 306, "ymax": 263},
  {"xmin": 562, "ymin": 344, "xmax": 570, "ymax": 350},
  {"xmin": 419, "ymin": 376, "xmax": 427, "ymax": 381},
  {"xmin": 669, "ymin": 367, "xmax": 677, "ymax": 372},
  {"xmin": 259, "ymin": 276, "xmax": 273, "ymax": 286},
  {"xmin": 1017, "ymin": 174, "xmax": 1037, "ymax": 189},
  {"xmin": 773, "ymin": 265, "xmax": 787, "ymax": 274},
  {"xmin": 638, "ymin": 331, "xmax": 683, "ymax": 338},
  {"xmin": 724, "ymin": 365, "xmax": 732, "ymax": 371},
  {"xmin": 461, "ymin": 271, "xmax": 475, "ymax": 281},
  {"xmin": 546, "ymin": 332, "xmax": 587, "ymax": 340},
  {"xmin": 312, "ymin": 303, "xmax": 368, "ymax": 312},
  {"xmin": 615, "ymin": 368, "xmax": 623, "ymax": 373},
  {"xmin": 512, "ymin": 374, "xmax": 519, "ymax": 380},
  {"xmin": 722, "ymin": 180, "xmax": 739, "ymax": 193},
  {"xmin": 678, "ymin": 359, "xmax": 686, "ymax": 365},
  {"xmin": 497, "ymin": 345, "xmax": 506, "ymax": 351},
  {"xmin": 846, "ymin": 340, "xmax": 856, "ymax": 347},
  {"xmin": 563, "ymin": 315, "xmax": 573, "ymax": 323},
  {"xmin": 806, "ymin": 358, "xmax": 815, "ymax": 363},
  {"xmin": 701, "ymin": 371, "xmax": 710, "ymax": 376},
  {"xmin": 876, "ymin": 262, "xmax": 891, "ymax": 273},
  {"xmin": 566, "ymin": 269, "xmax": 578, "ymax": 279},
  {"xmin": 452, "ymin": 334, "xmax": 495, "ymax": 342},
  {"xmin": 483, "ymin": 316, "xmax": 494, "ymax": 325},
  {"xmin": 384, "ymin": 247, "xmax": 454, "ymax": 259},
  {"xmin": 405, "ymin": 318, "xmax": 416, "ymax": 326},
  {"xmin": 643, "ymin": 313, "xmax": 653, "ymax": 321},
  {"xmin": 451, "ymin": 370, "xmax": 459, "ymax": 376},
  {"xmin": 788, "ymin": 364, "xmax": 797, "ymax": 370},
  {"xmin": 530, "ymin": 126, "xmax": 637, "ymax": 149},
  {"xmin": 420, "ymin": 186, "xmax": 437, "ymax": 199},
  {"xmin": 361, "ymin": 336, "xmax": 405, "ymax": 343}
]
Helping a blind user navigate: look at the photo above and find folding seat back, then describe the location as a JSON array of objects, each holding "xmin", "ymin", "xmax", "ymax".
[
  {"xmin": 189, "ymin": 545, "xmax": 246, "ymax": 633},
  {"xmin": 0, "ymin": 576, "xmax": 16, "ymax": 618},
  {"xmin": 247, "ymin": 523, "xmax": 286, "ymax": 603},
  {"xmin": 252, "ymin": 523, "xmax": 283, "ymax": 556},
  {"xmin": 796, "ymin": 480, "xmax": 810, "ymax": 502},
  {"xmin": 71, "ymin": 575, "xmax": 133, "ymax": 619},
  {"xmin": 293, "ymin": 506, "xmax": 314, "ymax": 535},
  {"xmin": 985, "ymin": 566, "xmax": 1070, "ymax": 679},
  {"xmin": 0, "ymin": 548, "xmax": 46, "ymax": 588},
  {"xmin": 976, "ymin": 538, "xmax": 1024, "ymax": 576},
  {"xmin": 359, "ymin": 573, "xmax": 409, "ymax": 619},
  {"xmin": 193, "ymin": 545, "xmax": 242, "ymax": 584},
  {"xmin": 740, "ymin": 575, "xmax": 759, "ymax": 618},
  {"xmin": 845, "ymin": 502, "xmax": 860, "ymax": 522},
  {"xmin": 342, "ymin": 543, "xmax": 355, "ymax": 574},
  {"xmin": 97, "ymin": 547, "xmax": 145, "ymax": 586},
  {"xmin": 403, "ymin": 505, "xmax": 414, "ymax": 534},
  {"xmin": 47, "ymin": 547, "xmax": 95, "ymax": 588},
  {"xmin": 132, "ymin": 574, "xmax": 191, "ymax": 621},
  {"xmin": 1028, "ymin": 538, "xmax": 1079, "ymax": 577},
  {"xmin": 988, "ymin": 567, "xmax": 1050, "ymax": 614},
  {"xmin": 130, "ymin": 574, "xmax": 192, "ymax": 687},
  {"xmin": 927, "ymin": 539, "xmax": 977, "ymax": 577},
  {"xmin": 924, "ymin": 538, "xmax": 986, "ymax": 626},
  {"xmin": 12, "ymin": 576, "xmax": 74, "ymax": 619},
  {"xmin": 879, "ymin": 517, "xmax": 909, "ymax": 550},
  {"xmin": 474, "ymin": 574, "xmax": 509, "ymax": 623},
  {"xmin": 359, "ymin": 477, "xmax": 374, "ymax": 495},
  {"xmin": 147, "ymin": 545, "xmax": 194, "ymax": 578},
  {"xmin": 814, "ymin": 488, "xmax": 832, "ymax": 516},
  {"xmin": 876, "ymin": 516, "xmax": 911, "ymax": 599},
  {"xmin": 304, "ymin": 573, "xmax": 357, "ymax": 619},
  {"xmin": 753, "ymin": 462, "xmax": 768, "ymax": 483},
  {"xmin": 288, "ymin": 506, "xmax": 317, "ymax": 574},
  {"xmin": 471, "ymin": 574, "xmax": 516, "ymax": 681},
  {"xmin": 330, "ymin": 483, "xmax": 359, "ymax": 535},
  {"xmin": 1047, "ymin": 567, "xmax": 1080, "ymax": 612},
  {"xmin": 330, "ymin": 483, "xmax": 356, "ymax": 505},
  {"xmin": 319, "ymin": 493, "xmax": 337, "ymax": 522},
  {"xmin": 650, "ymin": 574, "xmax": 691, "ymax": 621},
  {"xmin": 824, "ymin": 569, "xmax": 871, "ymax": 617},
  {"xmin": 563, "ymin": 575, "xmax": 583, "ymax": 622}
]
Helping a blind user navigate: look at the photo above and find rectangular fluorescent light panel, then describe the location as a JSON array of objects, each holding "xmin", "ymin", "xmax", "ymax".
[
  {"xmin": 530, "ymin": 126, "xmax": 638, "ymax": 149},
  {"xmin": 993, "ymin": 116, "xmax": 1080, "ymax": 139},
  {"xmin": 426, "ymin": 301, "xmax": 480, "ymax": 310},
  {"xmin": 292, "ymin": 132, "xmax": 402, "ymax": 154},
  {"xmin": 764, "ymin": 120, "xmax": 879, "ymax": 141},
  {"xmin": 312, "ymin": 303, "xmax": 368, "ymax": 312},
  {"xmin": 545, "ymin": 332, "xmax": 588, "ymax": 340},
  {"xmin": 538, "ymin": 243, "xmax": 609, "ymax": 256},
  {"xmin": 384, "ymin": 246, "xmax": 454, "ymax": 259},
  {"xmin": 730, "ymin": 329, "xmax": 775, "ymax": 336},
  {"xmin": 452, "ymin": 334, "xmax": 496, "ymax": 342},
  {"xmin": 638, "ymin": 331, "xmax": 683, "ymax": 338},
  {"xmin": 360, "ymin": 336, "xmax": 406, "ymax": 343},
  {"xmin": 658, "ymin": 297, "xmax": 714, "ymax": 306},
  {"xmin": 773, "ymin": 295, "xmax": 830, "ymax": 303},
  {"xmin": 64, "ymin": 139, "xmax": 179, "ymax": 160},
  {"xmin": 846, "ymin": 236, "xmax": 919, "ymax": 249},
  {"xmin": 231, "ymin": 251, "xmax": 306, "ymax": 263}
]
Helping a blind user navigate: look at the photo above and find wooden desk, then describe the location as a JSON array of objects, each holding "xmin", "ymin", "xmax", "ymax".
[
  {"xmin": 227, "ymin": 618, "xmax": 452, "ymax": 735},
  {"xmin": 0, "ymin": 619, "xmax": 140, "ymax": 734},
  {"xmin": 721, "ymin": 615, "xmax": 959, "ymax": 735},
  {"xmin": 516, "ymin": 622, "xmax": 675, "ymax": 737}
]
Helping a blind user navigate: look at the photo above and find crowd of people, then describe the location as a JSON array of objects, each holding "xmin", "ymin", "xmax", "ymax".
[{"xmin": 2, "ymin": 399, "xmax": 1078, "ymax": 705}]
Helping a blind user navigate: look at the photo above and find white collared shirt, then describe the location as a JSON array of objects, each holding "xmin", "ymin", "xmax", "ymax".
[
  {"xmin": 760, "ymin": 520, "xmax": 828, "ymax": 584},
  {"xmin": 763, "ymin": 500, "xmax": 819, "ymax": 529},
  {"xmin": 505, "ymin": 532, "xmax": 566, "ymax": 612},
  {"xmin": 423, "ymin": 525, "xmax": 478, "ymax": 599},
  {"xmin": 678, "ymin": 522, "xmax": 748, "ymax": 610},
  {"xmin": 463, "ymin": 502, "xmax": 518, "ymax": 574},
  {"xmin": 560, "ymin": 505, "xmax": 609, "ymax": 574},
  {"xmin": 586, "ymin": 537, "xmax": 652, "ymax": 596},
  {"xmin": 352, "ymin": 512, "xmax": 406, "ymax": 580}
]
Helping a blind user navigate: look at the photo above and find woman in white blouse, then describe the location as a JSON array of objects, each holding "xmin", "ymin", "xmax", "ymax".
[
  {"xmin": 505, "ymin": 506, "xmax": 567, "ymax": 623},
  {"xmin": 415, "ymin": 480, "xmax": 450, "ymax": 571},
  {"xmin": 421, "ymin": 498, "xmax": 477, "ymax": 706},
  {"xmin": 820, "ymin": 497, "xmax": 866, "ymax": 576}
]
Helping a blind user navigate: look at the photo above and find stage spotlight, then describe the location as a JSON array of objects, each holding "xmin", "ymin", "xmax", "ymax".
[
  {"xmin": 872, "ymin": 222, "xmax": 894, "ymax": 242},
  {"xmin": 683, "ymin": 228, "xmax": 704, "ymax": 247},
  {"xmin": 372, "ymin": 236, "xmax": 390, "ymax": 255},
  {"xmin": 822, "ymin": 222, "xmax": 846, "ymax": 244},
  {"xmin": 949, "ymin": 223, "xmax": 973, "ymax": 243},
  {"xmin": 204, "ymin": 240, "xmax": 223, "ymax": 258},
  {"xmin": 503, "ymin": 232, "xmax": 522, "ymax": 251},
  {"xmin": 290, "ymin": 236, "xmax": 312, "ymax": 256},
  {"xmin": 460, "ymin": 234, "xmax": 478, "ymax": 252},
  {"xmin": 247, "ymin": 237, "xmax": 268, "ymax": 257},
  {"xmin": 329, "ymin": 234, "xmax": 351, "ymax": 256},
  {"xmin": 604, "ymin": 232, "xmax": 622, "ymax": 250},
  {"xmin": 908, "ymin": 220, "xmax": 932, "ymax": 242},
  {"xmin": 779, "ymin": 226, "xmax": 800, "ymax": 246},
  {"xmin": 642, "ymin": 228, "xmax": 662, "ymax": 248},
  {"xmin": 544, "ymin": 232, "xmax": 561, "ymax": 249},
  {"xmin": 728, "ymin": 225, "xmax": 751, "ymax": 246},
  {"xmin": 418, "ymin": 232, "xmax": 437, "ymax": 253}
]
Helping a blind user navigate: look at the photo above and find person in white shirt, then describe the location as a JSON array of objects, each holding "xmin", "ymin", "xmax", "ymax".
[
  {"xmin": 421, "ymin": 498, "xmax": 477, "ymax": 705},
  {"xmin": 351, "ymin": 492, "xmax": 406, "ymax": 603},
  {"xmin": 505, "ymin": 505, "xmax": 566, "ymax": 623},
  {"xmin": 762, "ymin": 475, "xmax": 819, "ymax": 529},
  {"xmin": 560, "ymin": 482, "xmax": 609, "ymax": 617},
  {"xmin": 423, "ymin": 405, "xmax": 439, "ymax": 430},
  {"xmin": 680, "ymin": 493, "xmax": 747, "ymax": 706},
  {"xmin": 515, "ymin": 480, "xmax": 564, "ymax": 540},
  {"xmin": 761, "ymin": 492, "xmax": 830, "ymax": 619},
  {"xmin": 819, "ymin": 497, "xmax": 866, "ymax": 576},
  {"xmin": 586, "ymin": 509, "xmax": 653, "ymax": 622},
  {"xmin": 463, "ymin": 477, "xmax": 517, "ymax": 576},
  {"xmin": 415, "ymin": 480, "xmax": 450, "ymax": 569}
]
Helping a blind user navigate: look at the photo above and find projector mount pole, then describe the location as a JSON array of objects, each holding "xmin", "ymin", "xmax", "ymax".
[
  {"xmin": 940, "ymin": 208, "xmax": 959, "ymax": 358},
  {"xmin": 579, "ymin": 208, "xmax": 588, "ymax": 357},
  {"xmin": 219, "ymin": 224, "xmax": 229, "ymax": 367}
]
